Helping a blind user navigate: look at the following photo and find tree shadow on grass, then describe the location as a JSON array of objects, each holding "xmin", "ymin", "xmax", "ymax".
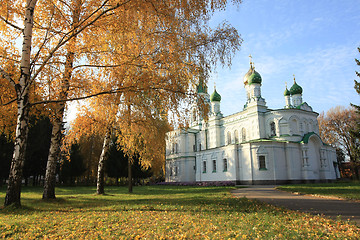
[{"xmin": 0, "ymin": 186, "xmax": 268, "ymax": 217}]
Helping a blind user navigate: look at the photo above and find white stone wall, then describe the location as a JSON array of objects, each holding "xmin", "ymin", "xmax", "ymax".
[{"xmin": 165, "ymin": 90, "xmax": 337, "ymax": 183}]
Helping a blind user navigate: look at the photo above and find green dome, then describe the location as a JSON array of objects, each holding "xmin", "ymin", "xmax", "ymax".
[
  {"xmin": 248, "ymin": 71, "xmax": 262, "ymax": 85},
  {"xmin": 284, "ymin": 87, "xmax": 291, "ymax": 96},
  {"xmin": 290, "ymin": 81, "xmax": 303, "ymax": 95},
  {"xmin": 210, "ymin": 89, "xmax": 221, "ymax": 102},
  {"xmin": 243, "ymin": 67, "xmax": 254, "ymax": 84},
  {"xmin": 243, "ymin": 59, "xmax": 262, "ymax": 85}
]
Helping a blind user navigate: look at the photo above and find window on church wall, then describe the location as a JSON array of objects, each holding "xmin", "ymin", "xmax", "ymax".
[
  {"xmin": 254, "ymin": 86, "xmax": 260, "ymax": 96},
  {"xmin": 174, "ymin": 166, "xmax": 178, "ymax": 176},
  {"xmin": 169, "ymin": 167, "xmax": 173, "ymax": 176},
  {"xmin": 270, "ymin": 122, "xmax": 276, "ymax": 137},
  {"xmin": 212, "ymin": 159, "xmax": 217, "ymax": 172},
  {"xmin": 203, "ymin": 161, "xmax": 207, "ymax": 173},
  {"xmin": 259, "ymin": 156, "xmax": 266, "ymax": 170},
  {"xmin": 291, "ymin": 119, "xmax": 299, "ymax": 135},
  {"xmin": 175, "ymin": 143, "xmax": 179, "ymax": 153},
  {"xmin": 241, "ymin": 128, "xmax": 247, "ymax": 142},
  {"xmin": 320, "ymin": 149, "xmax": 327, "ymax": 167},
  {"xmin": 304, "ymin": 122, "xmax": 309, "ymax": 133},
  {"xmin": 223, "ymin": 158, "xmax": 228, "ymax": 172},
  {"xmin": 299, "ymin": 122, "xmax": 304, "ymax": 135},
  {"xmin": 227, "ymin": 131, "xmax": 232, "ymax": 145},
  {"xmin": 234, "ymin": 130, "xmax": 239, "ymax": 143},
  {"xmin": 302, "ymin": 149, "xmax": 309, "ymax": 166}
]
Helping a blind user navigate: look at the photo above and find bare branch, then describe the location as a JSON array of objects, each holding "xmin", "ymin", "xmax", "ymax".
[
  {"xmin": 0, "ymin": 67, "xmax": 16, "ymax": 87},
  {"xmin": 0, "ymin": 55, "xmax": 21, "ymax": 63},
  {"xmin": 73, "ymin": 63, "xmax": 146, "ymax": 69},
  {"xmin": 31, "ymin": 0, "xmax": 132, "ymax": 84},
  {"xmin": 31, "ymin": 5, "xmax": 57, "ymax": 68},
  {"xmin": 30, "ymin": 86, "xmax": 189, "ymax": 106},
  {"xmin": 1, "ymin": 98, "xmax": 17, "ymax": 106},
  {"xmin": 0, "ymin": 15, "xmax": 23, "ymax": 32}
]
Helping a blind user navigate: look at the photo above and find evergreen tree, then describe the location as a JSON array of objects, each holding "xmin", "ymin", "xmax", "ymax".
[
  {"xmin": 349, "ymin": 46, "xmax": 360, "ymax": 179},
  {"xmin": 132, "ymin": 155, "xmax": 152, "ymax": 185},
  {"xmin": 0, "ymin": 134, "xmax": 13, "ymax": 186},
  {"xmin": 60, "ymin": 143, "xmax": 86, "ymax": 185},
  {"xmin": 352, "ymin": 47, "xmax": 360, "ymax": 112},
  {"xmin": 105, "ymin": 138, "xmax": 127, "ymax": 185},
  {"xmin": 105, "ymin": 138, "xmax": 152, "ymax": 185},
  {"xmin": 23, "ymin": 116, "xmax": 52, "ymax": 186}
]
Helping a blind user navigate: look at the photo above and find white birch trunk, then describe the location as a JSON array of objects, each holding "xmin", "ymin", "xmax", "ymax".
[
  {"xmin": 97, "ymin": 129, "xmax": 111, "ymax": 194},
  {"xmin": 42, "ymin": 119, "xmax": 63, "ymax": 199},
  {"xmin": 42, "ymin": 1, "xmax": 81, "ymax": 199},
  {"xmin": 4, "ymin": 0, "xmax": 37, "ymax": 207}
]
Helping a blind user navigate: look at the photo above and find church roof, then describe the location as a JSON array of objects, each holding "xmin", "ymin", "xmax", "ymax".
[
  {"xmin": 290, "ymin": 79, "xmax": 303, "ymax": 95},
  {"xmin": 248, "ymin": 70, "xmax": 262, "ymax": 85},
  {"xmin": 300, "ymin": 132, "xmax": 324, "ymax": 145},
  {"xmin": 243, "ymin": 66, "xmax": 254, "ymax": 84},
  {"xmin": 243, "ymin": 59, "xmax": 262, "ymax": 85},
  {"xmin": 284, "ymin": 87, "xmax": 291, "ymax": 96},
  {"xmin": 210, "ymin": 89, "xmax": 221, "ymax": 102}
]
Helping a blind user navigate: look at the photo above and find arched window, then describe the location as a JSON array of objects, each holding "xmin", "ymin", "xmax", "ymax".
[
  {"xmin": 175, "ymin": 143, "xmax": 178, "ymax": 153},
  {"xmin": 227, "ymin": 131, "xmax": 232, "ymax": 145},
  {"xmin": 241, "ymin": 128, "xmax": 247, "ymax": 142},
  {"xmin": 290, "ymin": 118, "xmax": 299, "ymax": 135},
  {"xmin": 223, "ymin": 159, "xmax": 228, "ymax": 172},
  {"xmin": 174, "ymin": 166, "xmax": 178, "ymax": 176},
  {"xmin": 234, "ymin": 130, "xmax": 239, "ymax": 143},
  {"xmin": 299, "ymin": 122, "xmax": 304, "ymax": 134},
  {"xmin": 270, "ymin": 122, "xmax": 276, "ymax": 137},
  {"xmin": 212, "ymin": 159, "xmax": 217, "ymax": 172},
  {"xmin": 259, "ymin": 156, "xmax": 266, "ymax": 170},
  {"xmin": 203, "ymin": 160, "xmax": 207, "ymax": 173},
  {"xmin": 192, "ymin": 109, "xmax": 197, "ymax": 122}
]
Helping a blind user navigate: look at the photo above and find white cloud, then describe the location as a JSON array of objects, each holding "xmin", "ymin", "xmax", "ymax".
[{"xmin": 215, "ymin": 42, "xmax": 360, "ymax": 116}]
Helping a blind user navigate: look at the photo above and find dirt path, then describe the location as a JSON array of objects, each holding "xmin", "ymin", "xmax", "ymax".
[{"xmin": 232, "ymin": 185, "xmax": 360, "ymax": 225}]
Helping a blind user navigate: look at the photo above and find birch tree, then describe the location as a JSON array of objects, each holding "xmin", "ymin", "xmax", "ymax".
[
  {"xmin": 1, "ymin": 0, "xmax": 241, "ymax": 206},
  {"xmin": 66, "ymin": 94, "xmax": 170, "ymax": 194}
]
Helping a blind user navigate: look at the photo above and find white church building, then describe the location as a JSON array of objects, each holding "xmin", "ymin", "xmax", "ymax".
[{"xmin": 165, "ymin": 60, "xmax": 339, "ymax": 184}]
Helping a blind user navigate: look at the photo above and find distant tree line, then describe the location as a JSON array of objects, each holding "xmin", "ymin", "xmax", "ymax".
[{"xmin": 0, "ymin": 119, "xmax": 154, "ymax": 187}]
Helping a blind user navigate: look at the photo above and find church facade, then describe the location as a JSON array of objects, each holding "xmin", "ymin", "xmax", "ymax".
[{"xmin": 165, "ymin": 61, "xmax": 339, "ymax": 184}]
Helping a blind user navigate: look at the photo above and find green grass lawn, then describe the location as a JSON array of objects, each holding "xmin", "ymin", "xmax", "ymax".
[
  {"xmin": 277, "ymin": 182, "xmax": 360, "ymax": 200},
  {"xmin": 0, "ymin": 185, "xmax": 359, "ymax": 239}
]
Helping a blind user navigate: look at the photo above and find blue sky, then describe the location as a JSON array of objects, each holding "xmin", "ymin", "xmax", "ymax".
[{"xmin": 208, "ymin": 0, "xmax": 360, "ymax": 116}]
